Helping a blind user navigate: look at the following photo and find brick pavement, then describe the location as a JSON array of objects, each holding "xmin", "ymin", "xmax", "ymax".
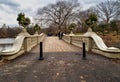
[{"xmin": 0, "ymin": 37, "xmax": 120, "ymax": 82}]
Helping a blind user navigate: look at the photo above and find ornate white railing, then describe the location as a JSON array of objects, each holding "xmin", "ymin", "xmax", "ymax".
[
  {"xmin": 0, "ymin": 32, "xmax": 46, "ymax": 60},
  {"xmin": 63, "ymin": 34, "xmax": 92, "ymax": 51},
  {"xmin": 63, "ymin": 30, "xmax": 120, "ymax": 59}
]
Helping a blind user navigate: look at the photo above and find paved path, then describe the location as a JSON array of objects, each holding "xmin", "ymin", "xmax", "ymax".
[
  {"xmin": 0, "ymin": 37, "xmax": 120, "ymax": 82},
  {"xmin": 44, "ymin": 37, "xmax": 80, "ymax": 52}
]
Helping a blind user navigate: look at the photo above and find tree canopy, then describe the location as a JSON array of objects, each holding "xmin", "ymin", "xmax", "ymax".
[
  {"xmin": 85, "ymin": 13, "xmax": 98, "ymax": 28},
  {"xmin": 17, "ymin": 13, "xmax": 25, "ymax": 26},
  {"xmin": 68, "ymin": 23, "xmax": 76, "ymax": 31},
  {"xmin": 17, "ymin": 12, "xmax": 31, "ymax": 27},
  {"xmin": 36, "ymin": 0, "xmax": 81, "ymax": 30},
  {"xmin": 34, "ymin": 24, "xmax": 41, "ymax": 31}
]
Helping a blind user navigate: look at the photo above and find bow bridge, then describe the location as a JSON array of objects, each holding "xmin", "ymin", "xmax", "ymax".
[
  {"xmin": 0, "ymin": 29, "xmax": 120, "ymax": 82},
  {"xmin": 0, "ymin": 28, "xmax": 120, "ymax": 60}
]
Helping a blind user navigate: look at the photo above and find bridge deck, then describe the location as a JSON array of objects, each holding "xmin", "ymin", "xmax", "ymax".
[
  {"xmin": 44, "ymin": 37, "xmax": 81, "ymax": 52},
  {"xmin": 0, "ymin": 37, "xmax": 120, "ymax": 82}
]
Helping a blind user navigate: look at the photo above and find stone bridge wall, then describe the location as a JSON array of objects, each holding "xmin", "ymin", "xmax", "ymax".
[
  {"xmin": 63, "ymin": 34, "xmax": 93, "ymax": 51},
  {"xmin": 0, "ymin": 33, "xmax": 46, "ymax": 60},
  {"xmin": 63, "ymin": 34, "xmax": 120, "ymax": 59}
]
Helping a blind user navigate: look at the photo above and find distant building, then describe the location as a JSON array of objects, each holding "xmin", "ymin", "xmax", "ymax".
[{"xmin": 0, "ymin": 24, "xmax": 8, "ymax": 37}]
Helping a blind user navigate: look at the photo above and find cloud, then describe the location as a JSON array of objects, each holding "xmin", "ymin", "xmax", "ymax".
[
  {"xmin": 0, "ymin": 4, "xmax": 18, "ymax": 14},
  {"xmin": 0, "ymin": 12, "xmax": 18, "ymax": 27},
  {"xmin": 0, "ymin": 0, "xmax": 19, "ymax": 7},
  {"xmin": 81, "ymin": 0, "xmax": 105, "ymax": 4},
  {"xmin": 0, "ymin": 0, "xmax": 107, "ymax": 27},
  {"xmin": 0, "ymin": 0, "xmax": 57, "ymax": 27},
  {"xmin": 0, "ymin": 0, "xmax": 20, "ymax": 27},
  {"xmin": 79, "ymin": 0, "xmax": 106, "ymax": 10}
]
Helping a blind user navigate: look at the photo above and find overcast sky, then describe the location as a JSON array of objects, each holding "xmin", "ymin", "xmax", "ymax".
[{"xmin": 0, "ymin": 0, "xmax": 105, "ymax": 27}]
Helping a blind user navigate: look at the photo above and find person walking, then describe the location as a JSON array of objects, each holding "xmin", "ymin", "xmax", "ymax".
[
  {"xmin": 60, "ymin": 31, "xmax": 63, "ymax": 39},
  {"xmin": 58, "ymin": 31, "xmax": 61, "ymax": 39}
]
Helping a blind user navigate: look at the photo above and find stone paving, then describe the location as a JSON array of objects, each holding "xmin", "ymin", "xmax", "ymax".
[{"xmin": 0, "ymin": 37, "xmax": 120, "ymax": 82}]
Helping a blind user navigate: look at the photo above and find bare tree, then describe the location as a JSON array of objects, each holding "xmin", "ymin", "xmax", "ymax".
[
  {"xmin": 76, "ymin": 9, "xmax": 91, "ymax": 32},
  {"xmin": 114, "ymin": 0, "xmax": 120, "ymax": 20},
  {"xmin": 36, "ymin": 0, "xmax": 81, "ymax": 31},
  {"xmin": 95, "ymin": 0, "xmax": 120, "ymax": 24}
]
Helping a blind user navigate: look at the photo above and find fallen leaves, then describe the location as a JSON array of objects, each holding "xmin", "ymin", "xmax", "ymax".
[
  {"xmin": 0, "ymin": 60, "xmax": 10, "ymax": 66},
  {"xmin": 80, "ymin": 75, "xmax": 88, "ymax": 82},
  {"xmin": 80, "ymin": 76, "xmax": 84, "ymax": 79},
  {"xmin": 56, "ymin": 73, "xmax": 60, "ymax": 76}
]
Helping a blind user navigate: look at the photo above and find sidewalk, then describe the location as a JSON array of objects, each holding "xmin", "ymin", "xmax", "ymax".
[{"xmin": 0, "ymin": 37, "xmax": 120, "ymax": 82}]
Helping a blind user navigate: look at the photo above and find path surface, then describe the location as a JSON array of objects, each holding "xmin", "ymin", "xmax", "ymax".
[{"xmin": 0, "ymin": 37, "xmax": 120, "ymax": 82}]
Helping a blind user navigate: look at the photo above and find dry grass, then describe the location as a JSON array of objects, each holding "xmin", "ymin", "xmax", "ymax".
[
  {"xmin": 75, "ymin": 33, "xmax": 120, "ymax": 48},
  {"xmin": 101, "ymin": 34, "xmax": 120, "ymax": 48}
]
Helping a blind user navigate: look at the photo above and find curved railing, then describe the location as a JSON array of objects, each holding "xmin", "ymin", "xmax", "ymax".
[
  {"xmin": 0, "ymin": 32, "xmax": 46, "ymax": 60},
  {"xmin": 63, "ymin": 29, "xmax": 120, "ymax": 59},
  {"xmin": 83, "ymin": 32, "xmax": 120, "ymax": 52},
  {"xmin": 63, "ymin": 34, "xmax": 91, "ymax": 51}
]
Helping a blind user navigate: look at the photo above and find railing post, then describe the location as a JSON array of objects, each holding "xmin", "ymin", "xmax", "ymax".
[
  {"xmin": 82, "ymin": 42, "xmax": 86, "ymax": 59},
  {"xmin": 39, "ymin": 42, "xmax": 44, "ymax": 60},
  {"xmin": 70, "ymin": 36, "xmax": 72, "ymax": 44}
]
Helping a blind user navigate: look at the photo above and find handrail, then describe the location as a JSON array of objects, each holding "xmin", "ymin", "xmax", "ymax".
[
  {"xmin": 0, "ymin": 32, "xmax": 46, "ymax": 60},
  {"xmin": 62, "ymin": 30, "xmax": 120, "ymax": 59},
  {"xmin": 1, "ymin": 35, "xmax": 25, "ymax": 54},
  {"xmin": 63, "ymin": 34, "xmax": 91, "ymax": 51},
  {"xmin": 83, "ymin": 32, "xmax": 120, "ymax": 52},
  {"xmin": 63, "ymin": 32, "xmax": 120, "ymax": 52}
]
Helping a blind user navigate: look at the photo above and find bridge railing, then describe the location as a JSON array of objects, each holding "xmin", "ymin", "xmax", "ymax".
[
  {"xmin": 24, "ymin": 33, "xmax": 45, "ymax": 52},
  {"xmin": 63, "ymin": 33, "xmax": 120, "ymax": 59},
  {"xmin": 0, "ymin": 33, "xmax": 46, "ymax": 60},
  {"xmin": 63, "ymin": 34, "xmax": 92, "ymax": 51}
]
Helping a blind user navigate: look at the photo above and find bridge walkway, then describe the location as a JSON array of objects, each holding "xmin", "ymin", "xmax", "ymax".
[{"xmin": 0, "ymin": 37, "xmax": 120, "ymax": 82}]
